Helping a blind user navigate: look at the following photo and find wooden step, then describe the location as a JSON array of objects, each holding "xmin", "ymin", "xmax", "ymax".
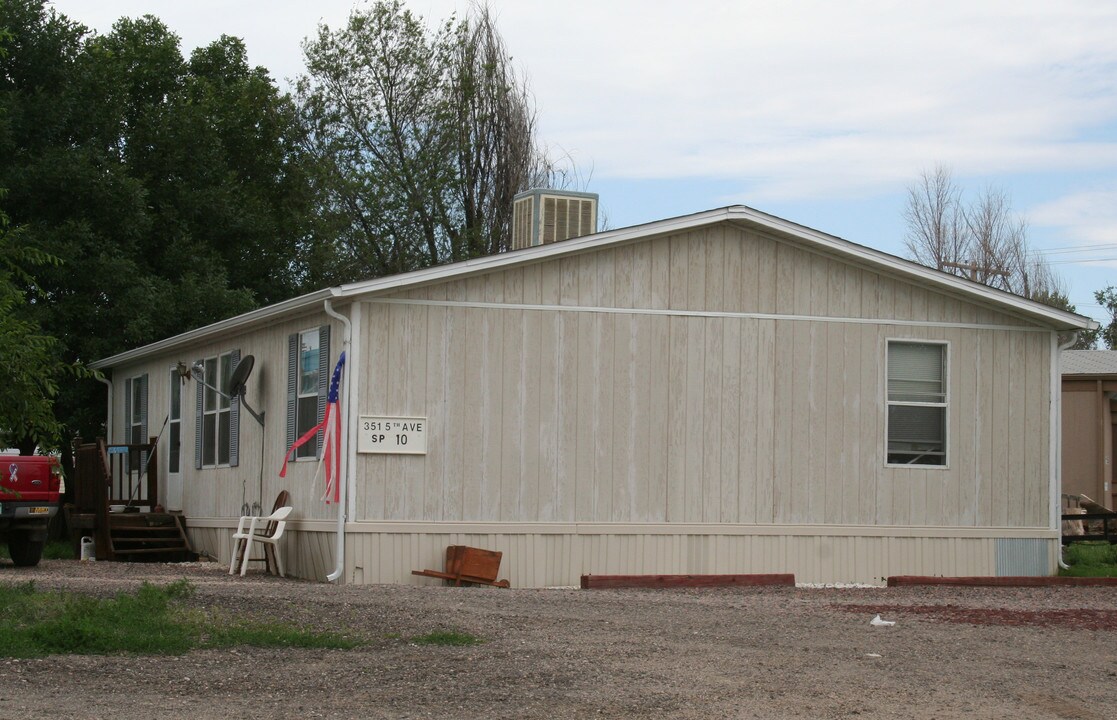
[
  {"xmin": 112, "ymin": 546, "xmax": 189, "ymax": 555},
  {"xmin": 112, "ymin": 528, "xmax": 182, "ymax": 535},
  {"xmin": 111, "ymin": 538, "xmax": 187, "ymax": 547},
  {"xmin": 105, "ymin": 511, "xmax": 195, "ymax": 561}
]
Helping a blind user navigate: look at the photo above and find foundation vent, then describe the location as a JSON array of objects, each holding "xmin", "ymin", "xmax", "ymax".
[{"xmin": 995, "ymin": 538, "xmax": 1049, "ymax": 576}]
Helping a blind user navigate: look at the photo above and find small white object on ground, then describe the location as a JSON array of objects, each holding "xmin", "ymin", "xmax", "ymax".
[
  {"xmin": 865, "ymin": 653, "xmax": 883, "ymax": 658},
  {"xmin": 870, "ymin": 614, "xmax": 896, "ymax": 627}
]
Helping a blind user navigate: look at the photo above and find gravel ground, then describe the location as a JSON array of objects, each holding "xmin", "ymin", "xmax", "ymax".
[{"xmin": 2, "ymin": 559, "xmax": 1116, "ymax": 719}]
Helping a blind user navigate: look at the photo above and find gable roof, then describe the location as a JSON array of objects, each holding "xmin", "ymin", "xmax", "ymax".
[
  {"xmin": 1063, "ymin": 350, "xmax": 1117, "ymax": 376},
  {"xmin": 92, "ymin": 205, "xmax": 1098, "ymax": 369}
]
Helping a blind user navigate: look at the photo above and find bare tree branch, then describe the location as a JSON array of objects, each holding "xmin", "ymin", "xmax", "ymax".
[{"xmin": 903, "ymin": 166, "xmax": 1062, "ymax": 301}]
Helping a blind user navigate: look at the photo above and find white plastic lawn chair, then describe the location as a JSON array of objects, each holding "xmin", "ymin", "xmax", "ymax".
[{"xmin": 229, "ymin": 505, "xmax": 293, "ymax": 577}]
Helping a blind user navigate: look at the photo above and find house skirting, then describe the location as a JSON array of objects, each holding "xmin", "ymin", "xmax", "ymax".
[{"xmin": 186, "ymin": 520, "xmax": 1058, "ymax": 586}]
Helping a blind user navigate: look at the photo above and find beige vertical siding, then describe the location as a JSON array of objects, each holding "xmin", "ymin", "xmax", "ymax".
[
  {"xmin": 356, "ymin": 230, "xmax": 1055, "ymax": 532},
  {"xmin": 187, "ymin": 522, "xmax": 337, "ymax": 581},
  {"xmin": 187, "ymin": 521, "xmax": 1051, "ymax": 587},
  {"xmin": 338, "ymin": 524, "xmax": 1055, "ymax": 586},
  {"xmin": 109, "ymin": 310, "xmax": 347, "ymax": 524},
  {"xmin": 406, "ymin": 227, "xmax": 1030, "ymax": 327},
  {"xmin": 112, "ymin": 222, "xmax": 1060, "ymax": 586},
  {"xmin": 1062, "ymin": 380, "xmax": 1107, "ymax": 501}
]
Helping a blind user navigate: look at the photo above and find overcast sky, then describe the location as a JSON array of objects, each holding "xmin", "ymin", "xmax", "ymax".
[{"xmin": 48, "ymin": 0, "xmax": 1117, "ymax": 324}]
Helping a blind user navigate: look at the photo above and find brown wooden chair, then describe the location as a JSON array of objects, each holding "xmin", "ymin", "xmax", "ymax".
[{"xmin": 231, "ymin": 490, "xmax": 291, "ymax": 576}]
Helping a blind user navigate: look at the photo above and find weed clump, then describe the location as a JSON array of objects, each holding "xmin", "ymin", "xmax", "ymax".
[{"xmin": 0, "ymin": 580, "xmax": 358, "ymax": 657}]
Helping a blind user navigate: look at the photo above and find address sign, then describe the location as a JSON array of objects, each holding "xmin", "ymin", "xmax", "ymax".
[{"xmin": 357, "ymin": 416, "xmax": 427, "ymax": 455}]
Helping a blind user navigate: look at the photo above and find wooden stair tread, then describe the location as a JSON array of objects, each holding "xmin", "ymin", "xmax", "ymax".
[
  {"xmin": 111, "ymin": 547, "xmax": 189, "ymax": 555},
  {"xmin": 109, "ymin": 526, "xmax": 182, "ymax": 533},
  {"xmin": 103, "ymin": 511, "xmax": 194, "ymax": 561}
]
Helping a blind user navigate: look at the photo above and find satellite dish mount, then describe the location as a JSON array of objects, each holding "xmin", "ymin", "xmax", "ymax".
[{"xmin": 191, "ymin": 354, "xmax": 264, "ymax": 427}]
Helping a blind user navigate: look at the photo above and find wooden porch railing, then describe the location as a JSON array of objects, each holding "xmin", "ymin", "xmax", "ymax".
[
  {"xmin": 100, "ymin": 438, "xmax": 159, "ymax": 511},
  {"xmin": 73, "ymin": 438, "xmax": 159, "ymax": 561}
]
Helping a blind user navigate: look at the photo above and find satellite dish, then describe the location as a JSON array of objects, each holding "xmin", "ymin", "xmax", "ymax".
[{"xmin": 229, "ymin": 354, "xmax": 255, "ymax": 397}]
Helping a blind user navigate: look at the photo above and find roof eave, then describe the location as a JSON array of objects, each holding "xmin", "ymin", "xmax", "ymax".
[
  {"xmin": 89, "ymin": 287, "xmax": 341, "ymax": 370},
  {"xmin": 91, "ymin": 204, "xmax": 1098, "ymax": 370},
  {"xmin": 722, "ymin": 206, "xmax": 1097, "ymax": 332}
]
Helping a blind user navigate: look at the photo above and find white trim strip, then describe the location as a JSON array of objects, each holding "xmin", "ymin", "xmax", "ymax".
[
  {"xmin": 723, "ymin": 209, "xmax": 1094, "ymax": 330},
  {"xmin": 185, "ymin": 517, "xmax": 1058, "ymax": 539},
  {"xmin": 366, "ymin": 297, "xmax": 1051, "ymax": 333},
  {"xmin": 92, "ymin": 206, "xmax": 1095, "ymax": 369}
]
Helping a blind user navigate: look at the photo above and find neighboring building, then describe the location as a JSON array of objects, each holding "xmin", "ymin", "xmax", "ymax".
[
  {"xmin": 1062, "ymin": 351, "xmax": 1117, "ymax": 510},
  {"xmin": 90, "ymin": 205, "xmax": 1096, "ymax": 585}
]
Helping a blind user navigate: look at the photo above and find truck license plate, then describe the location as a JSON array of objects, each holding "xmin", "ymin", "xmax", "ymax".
[{"xmin": 28, "ymin": 507, "xmax": 48, "ymax": 514}]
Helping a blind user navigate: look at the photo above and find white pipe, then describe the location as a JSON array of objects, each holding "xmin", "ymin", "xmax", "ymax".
[
  {"xmin": 345, "ymin": 302, "xmax": 363, "ymax": 525},
  {"xmin": 323, "ymin": 298, "xmax": 352, "ymax": 583},
  {"xmin": 96, "ymin": 375, "xmax": 114, "ymax": 444},
  {"xmin": 1054, "ymin": 331, "xmax": 1078, "ymax": 570}
]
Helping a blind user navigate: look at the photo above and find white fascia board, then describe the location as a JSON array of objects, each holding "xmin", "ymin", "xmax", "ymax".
[
  {"xmin": 722, "ymin": 206, "xmax": 1098, "ymax": 332},
  {"xmin": 330, "ymin": 207, "xmax": 733, "ymax": 300},
  {"xmin": 92, "ymin": 204, "xmax": 1095, "ymax": 370},
  {"xmin": 90, "ymin": 287, "xmax": 340, "ymax": 369},
  {"xmin": 92, "ymin": 211, "xmax": 726, "ymax": 370}
]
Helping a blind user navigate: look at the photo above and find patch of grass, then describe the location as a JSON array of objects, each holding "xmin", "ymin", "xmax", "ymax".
[
  {"xmin": 410, "ymin": 630, "xmax": 481, "ymax": 646},
  {"xmin": 207, "ymin": 621, "xmax": 359, "ymax": 650},
  {"xmin": 1060, "ymin": 542, "xmax": 1117, "ymax": 577},
  {"xmin": 0, "ymin": 580, "xmax": 359, "ymax": 657},
  {"xmin": 0, "ymin": 540, "xmax": 76, "ymax": 561},
  {"xmin": 43, "ymin": 540, "xmax": 76, "ymax": 560}
]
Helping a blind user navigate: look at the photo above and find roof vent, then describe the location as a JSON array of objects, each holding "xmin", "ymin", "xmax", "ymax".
[{"xmin": 512, "ymin": 189, "xmax": 599, "ymax": 250}]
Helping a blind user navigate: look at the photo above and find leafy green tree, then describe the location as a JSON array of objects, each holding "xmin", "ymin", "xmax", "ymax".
[
  {"xmin": 0, "ymin": 21, "xmax": 79, "ymax": 452},
  {"xmin": 1031, "ymin": 289, "xmax": 1099, "ymax": 350},
  {"xmin": 1094, "ymin": 286, "xmax": 1117, "ymax": 350},
  {"xmin": 0, "ymin": 193, "xmax": 76, "ymax": 452},
  {"xmin": 298, "ymin": 1, "xmax": 560, "ymax": 283},
  {"xmin": 0, "ymin": 1, "xmax": 315, "ymax": 443}
]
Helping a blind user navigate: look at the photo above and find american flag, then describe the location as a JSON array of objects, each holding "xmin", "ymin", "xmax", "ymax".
[{"xmin": 280, "ymin": 351, "xmax": 346, "ymax": 504}]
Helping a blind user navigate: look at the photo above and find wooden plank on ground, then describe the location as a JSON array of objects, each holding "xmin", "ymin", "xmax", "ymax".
[
  {"xmin": 580, "ymin": 573, "xmax": 795, "ymax": 589},
  {"xmin": 888, "ymin": 575, "xmax": 1117, "ymax": 587}
]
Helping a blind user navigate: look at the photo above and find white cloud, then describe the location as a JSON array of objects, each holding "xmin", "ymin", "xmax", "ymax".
[
  {"xmin": 48, "ymin": 0, "xmax": 1117, "ymax": 204},
  {"xmin": 517, "ymin": 2, "xmax": 1117, "ymax": 193},
  {"xmin": 1031, "ymin": 189, "xmax": 1117, "ymax": 249}
]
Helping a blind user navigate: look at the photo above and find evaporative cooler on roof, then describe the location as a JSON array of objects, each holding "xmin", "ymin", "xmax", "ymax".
[{"xmin": 511, "ymin": 189, "xmax": 599, "ymax": 250}]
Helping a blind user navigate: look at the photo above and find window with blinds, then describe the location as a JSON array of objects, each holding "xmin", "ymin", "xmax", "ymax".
[{"xmin": 886, "ymin": 341, "xmax": 947, "ymax": 466}]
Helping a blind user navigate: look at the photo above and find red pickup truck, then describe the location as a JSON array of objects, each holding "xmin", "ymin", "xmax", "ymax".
[{"xmin": 0, "ymin": 455, "xmax": 64, "ymax": 566}]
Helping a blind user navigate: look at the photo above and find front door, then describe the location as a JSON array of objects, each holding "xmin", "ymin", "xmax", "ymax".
[{"xmin": 167, "ymin": 369, "xmax": 183, "ymax": 511}]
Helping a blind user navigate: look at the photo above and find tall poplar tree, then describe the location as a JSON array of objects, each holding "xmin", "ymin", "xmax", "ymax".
[{"xmin": 298, "ymin": 1, "xmax": 561, "ymax": 284}]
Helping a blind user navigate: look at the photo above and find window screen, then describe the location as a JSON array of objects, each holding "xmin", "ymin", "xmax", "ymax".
[{"xmin": 887, "ymin": 341, "xmax": 947, "ymax": 466}]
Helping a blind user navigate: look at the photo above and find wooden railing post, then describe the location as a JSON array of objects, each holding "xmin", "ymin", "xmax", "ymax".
[
  {"xmin": 146, "ymin": 436, "xmax": 159, "ymax": 511},
  {"xmin": 94, "ymin": 438, "xmax": 113, "ymax": 560}
]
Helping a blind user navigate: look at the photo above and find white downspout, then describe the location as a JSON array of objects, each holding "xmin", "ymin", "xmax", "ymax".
[
  {"xmin": 323, "ymin": 298, "xmax": 352, "ymax": 582},
  {"xmin": 97, "ymin": 376, "xmax": 114, "ymax": 444},
  {"xmin": 1054, "ymin": 331, "xmax": 1078, "ymax": 570}
]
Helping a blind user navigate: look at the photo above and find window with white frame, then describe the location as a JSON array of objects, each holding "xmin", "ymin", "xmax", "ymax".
[
  {"xmin": 126, "ymin": 376, "xmax": 145, "ymax": 445},
  {"xmin": 123, "ymin": 374, "xmax": 148, "ymax": 472},
  {"xmin": 168, "ymin": 368, "xmax": 181, "ymax": 475},
  {"xmin": 287, "ymin": 326, "xmax": 329, "ymax": 460},
  {"xmin": 886, "ymin": 340, "xmax": 947, "ymax": 466},
  {"xmin": 196, "ymin": 351, "xmax": 239, "ymax": 468}
]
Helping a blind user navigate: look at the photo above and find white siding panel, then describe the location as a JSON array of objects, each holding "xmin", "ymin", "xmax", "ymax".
[{"xmin": 331, "ymin": 524, "xmax": 1030, "ymax": 587}]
